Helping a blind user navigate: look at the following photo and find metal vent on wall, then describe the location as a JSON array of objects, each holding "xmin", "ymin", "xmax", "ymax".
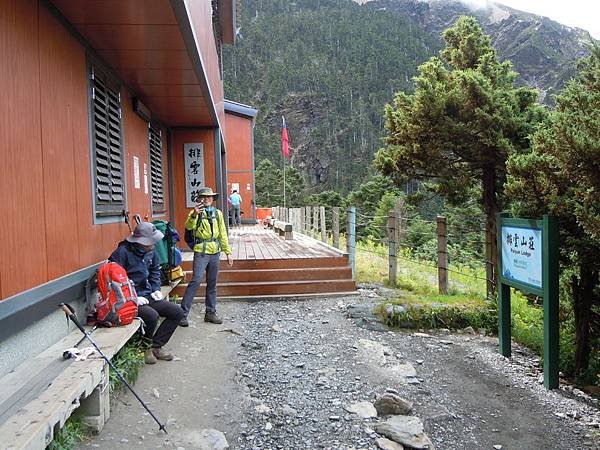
[
  {"xmin": 149, "ymin": 126, "xmax": 165, "ymax": 214},
  {"xmin": 90, "ymin": 66, "xmax": 124, "ymax": 217}
]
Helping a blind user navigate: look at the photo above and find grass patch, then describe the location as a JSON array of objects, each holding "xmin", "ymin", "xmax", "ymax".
[
  {"xmin": 352, "ymin": 237, "xmax": 593, "ymax": 382},
  {"xmin": 109, "ymin": 336, "xmax": 146, "ymax": 394},
  {"xmin": 46, "ymin": 415, "xmax": 86, "ymax": 450}
]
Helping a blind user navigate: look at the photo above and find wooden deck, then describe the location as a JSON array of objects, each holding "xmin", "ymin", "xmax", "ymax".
[
  {"xmin": 177, "ymin": 225, "xmax": 356, "ymax": 298},
  {"xmin": 183, "ymin": 224, "xmax": 344, "ymax": 262}
]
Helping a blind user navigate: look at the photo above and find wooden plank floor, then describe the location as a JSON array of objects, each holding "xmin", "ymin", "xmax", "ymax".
[{"xmin": 182, "ymin": 225, "xmax": 344, "ymax": 261}]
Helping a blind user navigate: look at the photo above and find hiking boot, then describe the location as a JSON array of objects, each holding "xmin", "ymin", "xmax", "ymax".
[
  {"xmin": 145, "ymin": 348, "xmax": 157, "ymax": 365},
  {"xmin": 204, "ymin": 311, "xmax": 223, "ymax": 324},
  {"xmin": 178, "ymin": 317, "xmax": 189, "ymax": 327},
  {"xmin": 152, "ymin": 347, "xmax": 174, "ymax": 361}
]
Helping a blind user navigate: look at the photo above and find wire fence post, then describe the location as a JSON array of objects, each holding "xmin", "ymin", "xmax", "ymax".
[
  {"xmin": 437, "ymin": 215, "xmax": 448, "ymax": 295},
  {"xmin": 320, "ymin": 206, "xmax": 327, "ymax": 243},
  {"xmin": 313, "ymin": 207, "xmax": 319, "ymax": 239},
  {"xmin": 388, "ymin": 211, "xmax": 397, "ymax": 286},
  {"xmin": 300, "ymin": 207, "xmax": 305, "ymax": 234},
  {"xmin": 347, "ymin": 206, "xmax": 356, "ymax": 279},
  {"xmin": 305, "ymin": 206, "xmax": 311, "ymax": 235},
  {"xmin": 332, "ymin": 207, "xmax": 340, "ymax": 249}
]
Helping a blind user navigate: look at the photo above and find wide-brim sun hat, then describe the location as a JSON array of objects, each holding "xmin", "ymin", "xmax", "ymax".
[
  {"xmin": 197, "ymin": 187, "xmax": 219, "ymax": 197},
  {"xmin": 127, "ymin": 222, "xmax": 164, "ymax": 246}
]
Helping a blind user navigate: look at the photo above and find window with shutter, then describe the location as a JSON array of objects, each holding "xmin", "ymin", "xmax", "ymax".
[
  {"xmin": 148, "ymin": 125, "xmax": 165, "ymax": 214},
  {"xmin": 89, "ymin": 64, "xmax": 125, "ymax": 218}
]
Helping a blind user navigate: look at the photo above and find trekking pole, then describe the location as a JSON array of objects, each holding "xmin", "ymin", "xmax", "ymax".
[
  {"xmin": 58, "ymin": 303, "xmax": 168, "ymax": 434},
  {"xmin": 123, "ymin": 210, "xmax": 133, "ymax": 233}
]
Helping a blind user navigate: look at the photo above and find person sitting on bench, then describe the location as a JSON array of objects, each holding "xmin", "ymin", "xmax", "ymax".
[{"xmin": 109, "ymin": 222, "xmax": 185, "ymax": 364}]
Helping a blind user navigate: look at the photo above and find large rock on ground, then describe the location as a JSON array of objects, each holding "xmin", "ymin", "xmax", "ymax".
[
  {"xmin": 178, "ymin": 429, "xmax": 229, "ymax": 450},
  {"xmin": 374, "ymin": 393, "xmax": 413, "ymax": 416},
  {"xmin": 375, "ymin": 416, "xmax": 434, "ymax": 449},
  {"xmin": 344, "ymin": 400, "xmax": 378, "ymax": 418},
  {"xmin": 376, "ymin": 437, "xmax": 405, "ymax": 450},
  {"xmin": 355, "ymin": 338, "xmax": 388, "ymax": 366}
]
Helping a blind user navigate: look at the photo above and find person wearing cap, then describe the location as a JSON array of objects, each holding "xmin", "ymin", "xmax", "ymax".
[
  {"xmin": 179, "ymin": 187, "xmax": 233, "ymax": 326},
  {"xmin": 229, "ymin": 189, "xmax": 242, "ymax": 227},
  {"xmin": 109, "ymin": 222, "xmax": 185, "ymax": 364}
]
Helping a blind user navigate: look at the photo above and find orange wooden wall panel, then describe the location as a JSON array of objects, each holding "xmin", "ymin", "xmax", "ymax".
[
  {"xmin": 0, "ymin": 0, "xmax": 47, "ymax": 298},
  {"xmin": 171, "ymin": 129, "xmax": 216, "ymax": 236},
  {"xmin": 225, "ymin": 114, "xmax": 253, "ymax": 170},
  {"xmin": 186, "ymin": 0, "xmax": 225, "ymax": 128},
  {"xmin": 39, "ymin": 5, "xmax": 83, "ymax": 280},
  {"xmin": 224, "ymin": 113, "xmax": 255, "ymax": 219},
  {"xmin": 123, "ymin": 93, "xmax": 152, "ymax": 222}
]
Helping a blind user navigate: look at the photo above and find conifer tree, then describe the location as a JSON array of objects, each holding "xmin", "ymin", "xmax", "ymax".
[
  {"xmin": 505, "ymin": 48, "xmax": 600, "ymax": 374},
  {"xmin": 375, "ymin": 16, "xmax": 546, "ymax": 294}
]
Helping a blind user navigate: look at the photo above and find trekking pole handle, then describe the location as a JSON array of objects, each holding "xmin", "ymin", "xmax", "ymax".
[{"xmin": 59, "ymin": 303, "xmax": 86, "ymax": 334}]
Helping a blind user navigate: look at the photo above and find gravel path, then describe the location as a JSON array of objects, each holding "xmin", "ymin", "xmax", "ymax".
[{"xmin": 80, "ymin": 291, "xmax": 600, "ymax": 450}]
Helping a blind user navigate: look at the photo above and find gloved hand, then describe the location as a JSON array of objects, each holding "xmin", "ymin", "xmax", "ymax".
[
  {"xmin": 151, "ymin": 290, "xmax": 164, "ymax": 301},
  {"xmin": 137, "ymin": 296, "xmax": 149, "ymax": 306}
]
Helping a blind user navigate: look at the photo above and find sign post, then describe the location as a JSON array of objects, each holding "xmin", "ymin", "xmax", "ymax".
[{"xmin": 496, "ymin": 214, "xmax": 559, "ymax": 389}]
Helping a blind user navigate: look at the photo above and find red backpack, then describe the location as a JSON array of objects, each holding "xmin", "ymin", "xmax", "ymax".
[{"xmin": 95, "ymin": 262, "xmax": 138, "ymax": 326}]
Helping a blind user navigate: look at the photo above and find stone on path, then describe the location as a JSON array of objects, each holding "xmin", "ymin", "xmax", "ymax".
[
  {"xmin": 356, "ymin": 338, "xmax": 387, "ymax": 366},
  {"xmin": 375, "ymin": 416, "xmax": 435, "ymax": 450},
  {"xmin": 389, "ymin": 363, "xmax": 417, "ymax": 379},
  {"xmin": 376, "ymin": 437, "xmax": 405, "ymax": 450},
  {"xmin": 178, "ymin": 429, "xmax": 229, "ymax": 450},
  {"xmin": 344, "ymin": 401, "xmax": 378, "ymax": 419},
  {"xmin": 374, "ymin": 393, "xmax": 413, "ymax": 416},
  {"xmin": 254, "ymin": 404, "xmax": 271, "ymax": 414}
]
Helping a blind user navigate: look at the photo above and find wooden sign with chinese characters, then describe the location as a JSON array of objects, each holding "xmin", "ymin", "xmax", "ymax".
[
  {"xmin": 501, "ymin": 225, "xmax": 542, "ymax": 289},
  {"xmin": 496, "ymin": 214, "xmax": 559, "ymax": 389},
  {"xmin": 184, "ymin": 143, "xmax": 204, "ymax": 207}
]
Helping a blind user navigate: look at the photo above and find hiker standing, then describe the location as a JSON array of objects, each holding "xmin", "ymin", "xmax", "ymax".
[
  {"xmin": 179, "ymin": 187, "xmax": 233, "ymax": 326},
  {"xmin": 109, "ymin": 222, "xmax": 185, "ymax": 364},
  {"xmin": 229, "ymin": 189, "xmax": 242, "ymax": 227}
]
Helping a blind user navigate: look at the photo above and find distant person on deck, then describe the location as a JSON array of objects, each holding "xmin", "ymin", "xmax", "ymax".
[
  {"xmin": 179, "ymin": 187, "xmax": 233, "ymax": 327},
  {"xmin": 229, "ymin": 189, "xmax": 242, "ymax": 227}
]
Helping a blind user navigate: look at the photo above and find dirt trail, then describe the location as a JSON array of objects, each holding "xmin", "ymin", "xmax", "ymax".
[{"xmin": 78, "ymin": 295, "xmax": 599, "ymax": 450}]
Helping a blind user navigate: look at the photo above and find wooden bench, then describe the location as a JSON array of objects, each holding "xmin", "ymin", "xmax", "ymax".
[
  {"xmin": 273, "ymin": 220, "xmax": 293, "ymax": 240},
  {"xmin": 0, "ymin": 322, "xmax": 140, "ymax": 450},
  {"xmin": 0, "ymin": 280, "xmax": 181, "ymax": 450}
]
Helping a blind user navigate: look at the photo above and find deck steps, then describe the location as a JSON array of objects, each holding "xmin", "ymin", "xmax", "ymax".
[
  {"xmin": 172, "ymin": 279, "xmax": 356, "ymax": 297},
  {"xmin": 180, "ymin": 256, "xmax": 350, "ymax": 271},
  {"xmin": 176, "ymin": 226, "xmax": 356, "ymax": 298},
  {"xmin": 185, "ymin": 267, "xmax": 352, "ymax": 283}
]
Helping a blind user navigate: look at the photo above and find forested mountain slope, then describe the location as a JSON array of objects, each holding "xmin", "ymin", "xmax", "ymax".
[{"xmin": 223, "ymin": 0, "xmax": 594, "ymax": 194}]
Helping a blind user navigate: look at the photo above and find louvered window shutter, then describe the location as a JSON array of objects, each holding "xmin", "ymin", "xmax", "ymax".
[
  {"xmin": 90, "ymin": 66, "xmax": 125, "ymax": 216},
  {"xmin": 149, "ymin": 126, "xmax": 165, "ymax": 214}
]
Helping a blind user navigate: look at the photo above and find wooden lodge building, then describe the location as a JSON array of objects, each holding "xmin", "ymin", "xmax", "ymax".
[{"xmin": 0, "ymin": 0, "xmax": 248, "ymax": 377}]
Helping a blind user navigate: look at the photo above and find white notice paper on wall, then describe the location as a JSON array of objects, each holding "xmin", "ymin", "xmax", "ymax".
[
  {"xmin": 133, "ymin": 156, "xmax": 140, "ymax": 189},
  {"xmin": 143, "ymin": 163, "xmax": 148, "ymax": 194},
  {"xmin": 231, "ymin": 183, "xmax": 240, "ymax": 193},
  {"xmin": 184, "ymin": 143, "xmax": 204, "ymax": 207}
]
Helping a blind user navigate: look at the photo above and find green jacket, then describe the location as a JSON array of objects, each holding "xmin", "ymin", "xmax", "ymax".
[{"xmin": 185, "ymin": 208, "xmax": 231, "ymax": 255}]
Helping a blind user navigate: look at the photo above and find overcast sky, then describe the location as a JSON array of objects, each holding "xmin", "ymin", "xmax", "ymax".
[{"xmin": 492, "ymin": 0, "xmax": 600, "ymax": 39}]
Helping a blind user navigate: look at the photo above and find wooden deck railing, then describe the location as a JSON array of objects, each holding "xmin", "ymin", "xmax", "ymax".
[{"xmin": 271, "ymin": 205, "xmax": 356, "ymax": 277}]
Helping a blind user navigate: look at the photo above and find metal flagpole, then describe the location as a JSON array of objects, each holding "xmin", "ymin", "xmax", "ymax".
[
  {"xmin": 282, "ymin": 116, "xmax": 287, "ymax": 209},
  {"xmin": 283, "ymin": 153, "xmax": 286, "ymax": 209}
]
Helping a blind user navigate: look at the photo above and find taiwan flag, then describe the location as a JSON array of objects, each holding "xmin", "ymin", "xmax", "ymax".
[{"xmin": 282, "ymin": 116, "xmax": 290, "ymax": 159}]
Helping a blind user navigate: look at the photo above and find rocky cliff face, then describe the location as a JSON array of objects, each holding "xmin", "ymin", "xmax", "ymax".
[{"xmin": 363, "ymin": 0, "xmax": 594, "ymax": 103}]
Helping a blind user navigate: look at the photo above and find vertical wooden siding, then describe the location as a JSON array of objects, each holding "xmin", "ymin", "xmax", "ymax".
[
  {"xmin": 225, "ymin": 113, "xmax": 255, "ymax": 219},
  {"xmin": 0, "ymin": 0, "xmax": 47, "ymax": 298},
  {"xmin": 171, "ymin": 129, "xmax": 216, "ymax": 238},
  {"xmin": 0, "ymin": 1, "xmax": 175, "ymax": 299},
  {"xmin": 185, "ymin": 0, "xmax": 225, "ymax": 130}
]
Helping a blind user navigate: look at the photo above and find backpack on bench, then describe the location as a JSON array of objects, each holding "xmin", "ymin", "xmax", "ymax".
[{"xmin": 91, "ymin": 262, "xmax": 138, "ymax": 326}]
